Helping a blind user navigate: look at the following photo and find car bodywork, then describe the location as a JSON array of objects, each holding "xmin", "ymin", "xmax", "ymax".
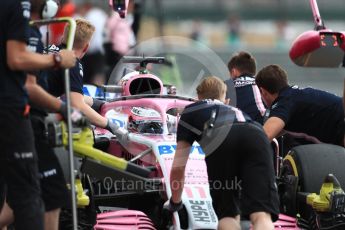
[{"xmin": 81, "ymin": 63, "xmax": 300, "ymax": 229}]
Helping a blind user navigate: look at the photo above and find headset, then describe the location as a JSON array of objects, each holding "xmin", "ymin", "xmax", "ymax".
[{"xmin": 41, "ymin": 0, "xmax": 59, "ymax": 19}]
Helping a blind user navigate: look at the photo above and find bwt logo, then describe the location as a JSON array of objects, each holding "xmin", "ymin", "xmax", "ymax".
[
  {"xmin": 83, "ymin": 86, "xmax": 106, "ymax": 98},
  {"xmin": 158, "ymin": 145, "xmax": 204, "ymax": 155},
  {"xmin": 110, "ymin": 118, "xmax": 125, "ymax": 128}
]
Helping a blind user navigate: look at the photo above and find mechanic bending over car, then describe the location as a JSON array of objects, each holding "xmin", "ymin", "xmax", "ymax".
[
  {"xmin": 256, "ymin": 64, "xmax": 345, "ymax": 147},
  {"xmin": 46, "ymin": 18, "xmax": 120, "ymax": 134},
  {"xmin": 167, "ymin": 76, "xmax": 279, "ymax": 230},
  {"xmin": 0, "ymin": 0, "xmax": 76, "ymax": 230},
  {"xmin": 226, "ymin": 51, "xmax": 266, "ymax": 124}
]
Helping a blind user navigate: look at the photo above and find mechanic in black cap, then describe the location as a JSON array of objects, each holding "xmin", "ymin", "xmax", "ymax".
[
  {"xmin": 167, "ymin": 76, "xmax": 279, "ymax": 230},
  {"xmin": 256, "ymin": 64, "xmax": 345, "ymax": 147},
  {"xmin": 46, "ymin": 18, "xmax": 125, "ymax": 136},
  {"xmin": 0, "ymin": 1, "xmax": 75, "ymax": 230},
  {"xmin": 226, "ymin": 51, "xmax": 266, "ymax": 124}
]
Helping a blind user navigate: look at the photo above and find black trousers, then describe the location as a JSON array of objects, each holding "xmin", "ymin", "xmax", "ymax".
[
  {"xmin": 0, "ymin": 107, "xmax": 44, "ymax": 230},
  {"xmin": 31, "ymin": 115, "xmax": 68, "ymax": 211},
  {"xmin": 206, "ymin": 122, "xmax": 280, "ymax": 221}
]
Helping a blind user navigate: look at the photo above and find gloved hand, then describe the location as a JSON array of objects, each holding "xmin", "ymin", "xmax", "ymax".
[
  {"xmin": 163, "ymin": 199, "xmax": 183, "ymax": 213},
  {"xmin": 105, "ymin": 118, "xmax": 120, "ymax": 133},
  {"xmin": 91, "ymin": 99, "xmax": 105, "ymax": 113},
  {"xmin": 105, "ymin": 119, "xmax": 129, "ymax": 143},
  {"xmin": 161, "ymin": 199, "xmax": 183, "ymax": 228},
  {"xmin": 59, "ymin": 102, "xmax": 87, "ymax": 126}
]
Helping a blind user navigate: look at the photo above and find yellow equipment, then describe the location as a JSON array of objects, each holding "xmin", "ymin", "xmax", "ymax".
[
  {"xmin": 48, "ymin": 119, "xmax": 150, "ymax": 207},
  {"xmin": 306, "ymin": 174, "xmax": 345, "ymax": 213}
]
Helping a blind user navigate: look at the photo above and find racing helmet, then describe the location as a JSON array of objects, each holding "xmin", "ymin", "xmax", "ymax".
[{"xmin": 128, "ymin": 107, "xmax": 163, "ymax": 134}]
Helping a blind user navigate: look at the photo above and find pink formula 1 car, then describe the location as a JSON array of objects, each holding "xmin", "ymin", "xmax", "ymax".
[
  {"xmin": 71, "ymin": 1, "xmax": 345, "ymax": 229},
  {"xmin": 76, "ymin": 56, "xmax": 321, "ymax": 230}
]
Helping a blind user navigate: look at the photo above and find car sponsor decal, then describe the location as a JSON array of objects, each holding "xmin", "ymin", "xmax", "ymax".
[
  {"xmin": 158, "ymin": 145, "xmax": 204, "ymax": 155},
  {"xmin": 109, "ymin": 118, "xmax": 125, "ymax": 128},
  {"xmin": 83, "ymin": 85, "xmax": 104, "ymax": 98},
  {"xmin": 184, "ymin": 186, "xmax": 207, "ymax": 199},
  {"xmin": 189, "ymin": 200, "xmax": 217, "ymax": 223}
]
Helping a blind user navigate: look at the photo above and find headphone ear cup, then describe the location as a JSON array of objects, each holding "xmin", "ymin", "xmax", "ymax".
[{"xmin": 42, "ymin": 0, "xmax": 59, "ymax": 19}]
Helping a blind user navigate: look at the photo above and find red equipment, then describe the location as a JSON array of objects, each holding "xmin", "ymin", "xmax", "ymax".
[{"xmin": 289, "ymin": 0, "xmax": 345, "ymax": 67}]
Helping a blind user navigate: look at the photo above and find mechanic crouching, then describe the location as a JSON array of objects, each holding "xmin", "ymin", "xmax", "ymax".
[
  {"xmin": 46, "ymin": 18, "xmax": 121, "ymax": 135},
  {"xmin": 256, "ymin": 65, "xmax": 345, "ymax": 147},
  {"xmin": 167, "ymin": 76, "xmax": 279, "ymax": 230}
]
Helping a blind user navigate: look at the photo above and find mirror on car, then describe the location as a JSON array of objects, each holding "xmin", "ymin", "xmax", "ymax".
[{"xmin": 289, "ymin": 30, "xmax": 345, "ymax": 68}]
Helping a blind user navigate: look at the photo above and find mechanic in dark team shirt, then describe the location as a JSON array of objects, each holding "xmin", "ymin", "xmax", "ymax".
[
  {"xmin": 47, "ymin": 18, "xmax": 123, "ymax": 134},
  {"xmin": 225, "ymin": 51, "xmax": 266, "ymax": 124},
  {"xmin": 167, "ymin": 77, "xmax": 279, "ymax": 230},
  {"xmin": 2, "ymin": 0, "xmax": 76, "ymax": 228},
  {"xmin": 0, "ymin": 1, "xmax": 75, "ymax": 230},
  {"xmin": 256, "ymin": 64, "xmax": 345, "ymax": 147},
  {"xmin": 21, "ymin": 1, "xmax": 71, "ymax": 229}
]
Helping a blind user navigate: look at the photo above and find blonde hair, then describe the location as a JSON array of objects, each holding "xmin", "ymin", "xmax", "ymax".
[
  {"xmin": 196, "ymin": 76, "xmax": 227, "ymax": 100},
  {"xmin": 63, "ymin": 18, "xmax": 95, "ymax": 49}
]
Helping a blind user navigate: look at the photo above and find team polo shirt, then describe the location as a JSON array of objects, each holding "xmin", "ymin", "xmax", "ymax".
[
  {"xmin": 177, "ymin": 99, "xmax": 252, "ymax": 148},
  {"xmin": 47, "ymin": 44, "xmax": 84, "ymax": 97},
  {"xmin": 226, "ymin": 75, "xmax": 266, "ymax": 124},
  {"xmin": 268, "ymin": 86, "xmax": 344, "ymax": 146},
  {"xmin": 0, "ymin": 0, "xmax": 30, "ymax": 108}
]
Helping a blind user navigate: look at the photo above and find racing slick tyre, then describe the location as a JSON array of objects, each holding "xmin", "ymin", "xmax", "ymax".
[{"xmin": 280, "ymin": 144, "xmax": 345, "ymax": 221}]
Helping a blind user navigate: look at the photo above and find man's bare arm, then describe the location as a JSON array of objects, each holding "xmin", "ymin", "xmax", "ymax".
[
  {"xmin": 7, "ymin": 40, "xmax": 75, "ymax": 71},
  {"xmin": 84, "ymin": 95, "xmax": 93, "ymax": 107},
  {"xmin": 70, "ymin": 92, "xmax": 107, "ymax": 128},
  {"xmin": 170, "ymin": 141, "xmax": 191, "ymax": 203},
  {"xmin": 25, "ymin": 75, "xmax": 63, "ymax": 112},
  {"xmin": 263, "ymin": 117, "xmax": 286, "ymax": 141}
]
